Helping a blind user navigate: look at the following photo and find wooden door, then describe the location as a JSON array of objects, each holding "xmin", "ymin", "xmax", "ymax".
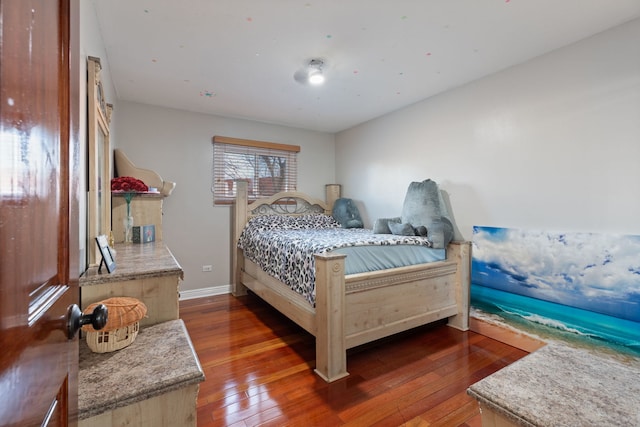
[{"xmin": 0, "ymin": 0, "xmax": 80, "ymax": 426}]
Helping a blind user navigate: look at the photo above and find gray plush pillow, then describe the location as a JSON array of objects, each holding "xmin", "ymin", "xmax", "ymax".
[
  {"xmin": 388, "ymin": 222, "xmax": 415, "ymax": 236},
  {"xmin": 373, "ymin": 217, "xmax": 401, "ymax": 234},
  {"xmin": 426, "ymin": 217, "xmax": 454, "ymax": 249},
  {"xmin": 332, "ymin": 198, "xmax": 363, "ymax": 228},
  {"xmin": 401, "ymin": 179, "xmax": 453, "ymax": 248}
]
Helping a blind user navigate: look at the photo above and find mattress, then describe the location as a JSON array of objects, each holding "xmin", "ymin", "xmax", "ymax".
[{"xmin": 333, "ymin": 245, "xmax": 445, "ymax": 275}]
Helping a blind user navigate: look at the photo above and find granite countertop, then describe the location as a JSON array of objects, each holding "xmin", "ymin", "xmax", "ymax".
[
  {"xmin": 78, "ymin": 319, "xmax": 205, "ymax": 420},
  {"xmin": 467, "ymin": 343, "xmax": 640, "ymax": 426},
  {"xmin": 80, "ymin": 241, "xmax": 183, "ymax": 286}
]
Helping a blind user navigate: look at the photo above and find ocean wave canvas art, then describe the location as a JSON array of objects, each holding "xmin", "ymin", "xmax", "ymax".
[{"xmin": 471, "ymin": 226, "xmax": 640, "ymax": 356}]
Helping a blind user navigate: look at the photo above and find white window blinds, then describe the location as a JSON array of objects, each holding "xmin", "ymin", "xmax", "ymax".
[{"xmin": 212, "ymin": 136, "xmax": 299, "ymax": 204}]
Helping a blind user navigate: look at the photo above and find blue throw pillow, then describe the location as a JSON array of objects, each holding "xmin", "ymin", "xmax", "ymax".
[{"xmin": 332, "ymin": 198, "xmax": 363, "ymax": 228}]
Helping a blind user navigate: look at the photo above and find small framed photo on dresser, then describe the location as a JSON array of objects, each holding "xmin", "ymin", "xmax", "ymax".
[{"xmin": 95, "ymin": 234, "xmax": 116, "ymax": 273}]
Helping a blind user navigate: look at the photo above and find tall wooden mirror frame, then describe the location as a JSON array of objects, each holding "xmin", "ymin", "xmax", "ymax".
[{"xmin": 87, "ymin": 56, "xmax": 113, "ymax": 266}]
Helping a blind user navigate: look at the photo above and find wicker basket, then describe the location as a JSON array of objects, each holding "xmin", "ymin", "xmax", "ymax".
[
  {"xmin": 82, "ymin": 296, "xmax": 147, "ymax": 353},
  {"xmin": 85, "ymin": 322, "xmax": 140, "ymax": 353}
]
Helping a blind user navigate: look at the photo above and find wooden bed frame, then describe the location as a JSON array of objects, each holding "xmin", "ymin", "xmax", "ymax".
[{"xmin": 232, "ymin": 181, "xmax": 471, "ymax": 382}]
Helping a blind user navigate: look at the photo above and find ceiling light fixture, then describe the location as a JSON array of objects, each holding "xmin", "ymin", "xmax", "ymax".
[
  {"xmin": 307, "ymin": 59, "xmax": 325, "ymax": 85},
  {"xmin": 294, "ymin": 58, "xmax": 326, "ymax": 86}
]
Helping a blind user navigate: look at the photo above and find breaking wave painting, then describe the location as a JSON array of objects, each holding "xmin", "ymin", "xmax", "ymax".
[{"xmin": 471, "ymin": 226, "xmax": 640, "ymax": 356}]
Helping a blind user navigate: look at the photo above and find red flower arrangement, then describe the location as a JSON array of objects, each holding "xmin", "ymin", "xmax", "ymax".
[
  {"xmin": 111, "ymin": 178, "xmax": 149, "ymax": 237},
  {"xmin": 111, "ymin": 176, "xmax": 149, "ymax": 192}
]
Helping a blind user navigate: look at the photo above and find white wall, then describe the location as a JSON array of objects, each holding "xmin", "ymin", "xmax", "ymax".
[
  {"xmin": 112, "ymin": 102, "xmax": 335, "ymax": 295},
  {"xmin": 336, "ymin": 19, "xmax": 640, "ymax": 241}
]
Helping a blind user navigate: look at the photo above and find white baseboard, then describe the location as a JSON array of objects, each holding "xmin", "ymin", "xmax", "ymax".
[{"xmin": 179, "ymin": 285, "xmax": 231, "ymax": 301}]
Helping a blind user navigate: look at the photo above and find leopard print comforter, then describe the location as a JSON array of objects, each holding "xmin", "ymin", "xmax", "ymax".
[{"xmin": 238, "ymin": 214, "xmax": 433, "ymax": 307}]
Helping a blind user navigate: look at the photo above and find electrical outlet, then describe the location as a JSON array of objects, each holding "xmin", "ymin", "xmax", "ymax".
[{"xmin": 202, "ymin": 265, "xmax": 212, "ymax": 272}]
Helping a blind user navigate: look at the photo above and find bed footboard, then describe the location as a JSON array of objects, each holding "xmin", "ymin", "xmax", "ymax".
[
  {"xmin": 313, "ymin": 241, "xmax": 470, "ymax": 382},
  {"xmin": 236, "ymin": 242, "xmax": 471, "ymax": 383}
]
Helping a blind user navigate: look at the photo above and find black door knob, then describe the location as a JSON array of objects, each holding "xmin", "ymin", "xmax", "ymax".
[{"xmin": 66, "ymin": 303, "xmax": 108, "ymax": 339}]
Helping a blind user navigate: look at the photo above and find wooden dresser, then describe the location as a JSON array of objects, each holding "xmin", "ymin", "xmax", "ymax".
[{"xmin": 80, "ymin": 242, "xmax": 181, "ymax": 326}]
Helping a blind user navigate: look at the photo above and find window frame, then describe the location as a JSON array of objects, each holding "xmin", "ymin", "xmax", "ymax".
[{"xmin": 212, "ymin": 135, "xmax": 300, "ymax": 205}]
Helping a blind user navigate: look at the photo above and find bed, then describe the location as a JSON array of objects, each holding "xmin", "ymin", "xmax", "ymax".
[{"xmin": 232, "ymin": 180, "xmax": 471, "ymax": 382}]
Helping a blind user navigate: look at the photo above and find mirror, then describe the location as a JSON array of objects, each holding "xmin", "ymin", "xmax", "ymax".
[{"xmin": 87, "ymin": 56, "xmax": 113, "ymax": 266}]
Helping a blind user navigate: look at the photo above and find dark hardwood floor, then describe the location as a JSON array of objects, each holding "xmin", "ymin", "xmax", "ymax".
[{"xmin": 180, "ymin": 293, "xmax": 528, "ymax": 427}]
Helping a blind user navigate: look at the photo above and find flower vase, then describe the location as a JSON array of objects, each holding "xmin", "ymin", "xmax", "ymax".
[
  {"xmin": 124, "ymin": 215, "xmax": 134, "ymax": 243},
  {"xmin": 124, "ymin": 193, "xmax": 135, "ymax": 243}
]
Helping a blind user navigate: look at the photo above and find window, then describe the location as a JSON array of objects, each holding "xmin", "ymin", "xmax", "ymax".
[{"xmin": 212, "ymin": 136, "xmax": 299, "ymax": 204}]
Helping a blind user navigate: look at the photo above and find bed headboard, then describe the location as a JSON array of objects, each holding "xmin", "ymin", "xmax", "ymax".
[
  {"xmin": 233, "ymin": 180, "xmax": 341, "ymax": 244},
  {"xmin": 247, "ymin": 191, "xmax": 329, "ymax": 217}
]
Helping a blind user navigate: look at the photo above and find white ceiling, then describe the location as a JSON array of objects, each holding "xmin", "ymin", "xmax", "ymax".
[{"xmin": 94, "ymin": 1, "xmax": 640, "ymax": 133}]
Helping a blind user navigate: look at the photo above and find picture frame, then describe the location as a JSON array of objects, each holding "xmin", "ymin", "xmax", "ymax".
[{"xmin": 95, "ymin": 234, "xmax": 116, "ymax": 273}]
